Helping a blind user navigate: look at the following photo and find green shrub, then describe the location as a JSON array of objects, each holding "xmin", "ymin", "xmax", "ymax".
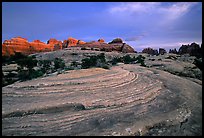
[
  {"xmin": 81, "ymin": 53, "xmax": 107, "ymax": 69},
  {"xmin": 81, "ymin": 47, "xmax": 87, "ymax": 50},
  {"xmin": 101, "ymin": 64, "xmax": 110, "ymax": 69},
  {"xmin": 123, "ymin": 55, "xmax": 132, "ymax": 64},
  {"xmin": 193, "ymin": 58, "xmax": 202, "ymax": 71},
  {"xmin": 54, "ymin": 58, "xmax": 65, "ymax": 70},
  {"xmin": 38, "ymin": 60, "xmax": 52, "ymax": 73},
  {"xmin": 16, "ymin": 56, "xmax": 38, "ymax": 70}
]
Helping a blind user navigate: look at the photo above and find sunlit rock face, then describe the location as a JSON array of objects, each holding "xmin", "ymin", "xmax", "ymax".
[
  {"xmin": 62, "ymin": 37, "xmax": 86, "ymax": 48},
  {"xmin": 98, "ymin": 38, "xmax": 105, "ymax": 43},
  {"xmin": 2, "ymin": 37, "xmax": 136, "ymax": 56},
  {"xmin": 2, "ymin": 37, "xmax": 54, "ymax": 56},
  {"xmin": 2, "ymin": 37, "xmax": 31, "ymax": 56},
  {"xmin": 77, "ymin": 40, "xmax": 86, "ymax": 45},
  {"xmin": 30, "ymin": 40, "xmax": 53, "ymax": 52},
  {"xmin": 67, "ymin": 37, "xmax": 78, "ymax": 46},
  {"xmin": 47, "ymin": 38, "xmax": 63, "ymax": 50}
]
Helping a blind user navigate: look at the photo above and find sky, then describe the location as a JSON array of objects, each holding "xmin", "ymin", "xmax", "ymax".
[{"xmin": 2, "ymin": 2, "xmax": 202, "ymax": 52}]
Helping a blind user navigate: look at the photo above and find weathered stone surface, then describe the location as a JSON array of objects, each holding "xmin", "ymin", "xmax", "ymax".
[
  {"xmin": 47, "ymin": 38, "xmax": 63, "ymax": 50},
  {"xmin": 109, "ymin": 38, "xmax": 123, "ymax": 44},
  {"xmin": 30, "ymin": 40, "xmax": 53, "ymax": 52},
  {"xmin": 77, "ymin": 40, "xmax": 86, "ymax": 45},
  {"xmin": 98, "ymin": 39, "xmax": 105, "ymax": 43},
  {"xmin": 2, "ymin": 36, "xmax": 136, "ymax": 56},
  {"xmin": 159, "ymin": 48, "xmax": 167, "ymax": 55},
  {"xmin": 67, "ymin": 37, "xmax": 78, "ymax": 46},
  {"xmin": 142, "ymin": 47, "xmax": 158, "ymax": 55},
  {"xmin": 78, "ymin": 41, "xmax": 135, "ymax": 53},
  {"xmin": 178, "ymin": 43, "xmax": 202, "ymax": 58},
  {"xmin": 2, "ymin": 64, "xmax": 202, "ymax": 136},
  {"xmin": 2, "ymin": 37, "xmax": 31, "ymax": 56},
  {"xmin": 169, "ymin": 48, "xmax": 178, "ymax": 54}
]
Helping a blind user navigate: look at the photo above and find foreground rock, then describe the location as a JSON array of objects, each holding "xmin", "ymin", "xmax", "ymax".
[{"xmin": 2, "ymin": 64, "xmax": 202, "ymax": 136}]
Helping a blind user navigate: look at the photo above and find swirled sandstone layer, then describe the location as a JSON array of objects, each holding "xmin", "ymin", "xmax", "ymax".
[{"xmin": 2, "ymin": 64, "xmax": 202, "ymax": 136}]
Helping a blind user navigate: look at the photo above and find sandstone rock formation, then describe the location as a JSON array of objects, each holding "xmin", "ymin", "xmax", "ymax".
[
  {"xmin": 62, "ymin": 37, "xmax": 85, "ymax": 48},
  {"xmin": 78, "ymin": 38, "xmax": 135, "ymax": 53},
  {"xmin": 159, "ymin": 48, "xmax": 167, "ymax": 55},
  {"xmin": 142, "ymin": 47, "xmax": 158, "ymax": 55},
  {"xmin": 2, "ymin": 36, "xmax": 136, "ymax": 56},
  {"xmin": 108, "ymin": 38, "xmax": 123, "ymax": 44},
  {"xmin": 67, "ymin": 37, "xmax": 78, "ymax": 46},
  {"xmin": 169, "ymin": 48, "xmax": 178, "ymax": 54},
  {"xmin": 2, "ymin": 64, "xmax": 202, "ymax": 136},
  {"xmin": 109, "ymin": 43, "xmax": 136, "ymax": 53},
  {"xmin": 2, "ymin": 37, "xmax": 55, "ymax": 56},
  {"xmin": 98, "ymin": 39, "xmax": 105, "ymax": 43},
  {"xmin": 178, "ymin": 42, "xmax": 202, "ymax": 58},
  {"xmin": 77, "ymin": 40, "xmax": 86, "ymax": 45},
  {"xmin": 30, "ymin": 40, "xmax": 53, "ymax": 52},
  {"xmin": 47, "ymin": 38, "xmax": 63, "ymax": 50},
  {"xmin": 2, "ymin": 37, "xmax": 31, "ymax": 56}
]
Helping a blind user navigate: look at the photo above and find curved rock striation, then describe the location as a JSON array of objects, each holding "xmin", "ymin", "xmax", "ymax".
[{"xmin": 2, "ymin": 64, "xmax": 201, "ymax": 136}]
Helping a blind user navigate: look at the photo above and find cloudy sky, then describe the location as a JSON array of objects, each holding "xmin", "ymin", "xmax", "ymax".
[{"xmin": 2, "ymin": 2, "xmax": 202, "ymax": 52}]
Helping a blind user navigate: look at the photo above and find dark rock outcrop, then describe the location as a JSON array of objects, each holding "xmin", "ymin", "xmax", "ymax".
[
  {"xmin": 178, "ymin": 42, "xmax": 202, "ymax": 58},
  {"xmin": 159, "ymin": 48, "xmax": 167, "ymax": 55},
  {"xmin": 169, "ymin": 48, "xmax": 178, "ymax": 54},
  {"xmin": 108, "ymin": 38, "xmax": 123, "ymax": 44},
  {"xmin": 142, "ymin": 47, "xmax": 158, "ymax": 55}
]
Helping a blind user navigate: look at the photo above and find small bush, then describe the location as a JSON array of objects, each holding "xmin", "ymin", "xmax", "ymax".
[
  {"xmin": 81, "ymin": 47, "xmax": 87, "ymax": 50},
  {"xmin": 101, "ymin": 64, "xmax": 110, "ymax": 69},
  {"xmin": 71, "ymin": 53, "xmax": 78, "ymax": 55},
  {"xmin": 193, "ymin": 58, "xmax": 202, "ymax": 71},
  {"xmin": 54, "ymin": 58, "xmax": 65, "ymax": 70},
  {"xmin": 81, "ymin": 53, "xmax": 107, "ymax": 69}
]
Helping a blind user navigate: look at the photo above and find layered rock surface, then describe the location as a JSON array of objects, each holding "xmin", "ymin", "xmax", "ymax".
[{"xmin": 2, "ymin": 64, "xmax": 202, "ymax": 136}]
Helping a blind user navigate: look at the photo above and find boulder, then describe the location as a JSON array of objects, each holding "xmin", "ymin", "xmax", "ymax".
[
  {"xmin": 109, "ymin": 38, "xmax": 123, "ymax": 44},
  {"xmin": 159, "ymin": 48, "xmax": 167, "ymax": 55},
  {"xmin": 98, "ymin": 39, "xmax": 105, "ymax": 43},
  {"xmin": 142, "ymin": 47, "xmax": 158, "ymax": 55}
]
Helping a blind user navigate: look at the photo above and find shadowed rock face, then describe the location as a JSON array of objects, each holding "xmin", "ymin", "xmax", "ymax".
[
  {"xmin": 2, "ymin": 64, "xmax": 202, "ymax": 136},
  {"xmin": 108, "ymin": 38, "xmax": 123, "ymax": 44},
  {"xmin": 142, "ymin": 47, "xmax": 158, "ymax": 55},
  {"xmin": 77, "ymin": 41, "xmax": 135, "ymax": 53},
  {"xmin": 178, "ymin": 43, "xmax": 202, "ymax": 58},
  {"xmin": 159, "ymin": 48, "xmax": 167, "ymax": 55},
  {"xmin": 169, "ymin": 48, "xmax": 178, "ymax": 54}
]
